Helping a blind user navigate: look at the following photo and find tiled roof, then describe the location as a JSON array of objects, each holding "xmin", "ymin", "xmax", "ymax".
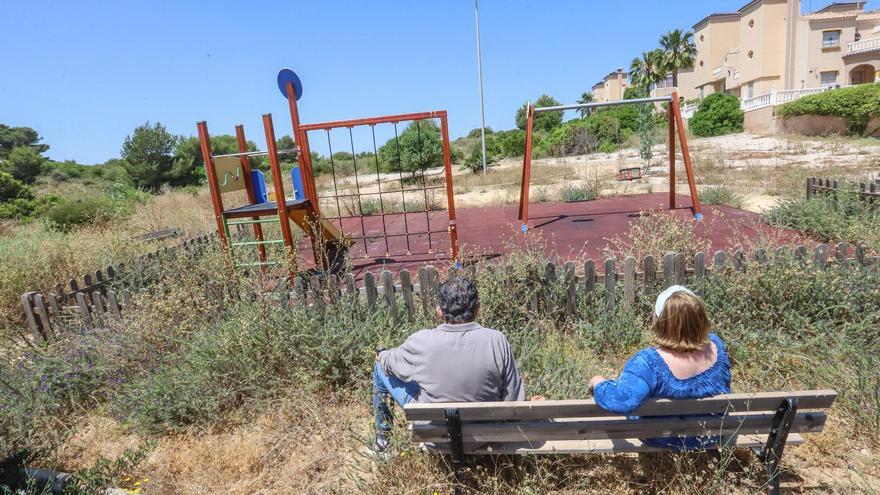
[
  {"xmin": 802, "ymin": 10, "xmax": 861, "ymax": 20},
  {"xmin": 693, "ymin": 12, "xmax": 740, "ymax": 28},
  {"xmin": 856, "ymin": 10, "xmax": 880, "ymax": 20},
  {"xmin": 816, "ymin": 1, "xmax": 865, "ymax": 13}
]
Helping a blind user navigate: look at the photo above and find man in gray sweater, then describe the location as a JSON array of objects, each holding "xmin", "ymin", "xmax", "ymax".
[{"xmin": 372, "ymin": 277, "xmax": 525, "ymax": 453}]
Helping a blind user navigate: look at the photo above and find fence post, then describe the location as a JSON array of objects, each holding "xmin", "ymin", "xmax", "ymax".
[
  {"xmin": 75, "ymin": 292, "xmax": 93, "ymax": 331},
  {"xmin": 544, "ymin": 262, "xmax": 557, "ymax": 316},
  {"xmin": 814, "ymin": 244, "xmax": 828, "ymax": 271},
  {"xmin": 21, "ymin": 292, "xmax": 44, "ymax": 342},
  {"xmin": 794, "ymin": 245, "xmax": 807, "ymax": 266},
  {"xmin": 806, "ymin": 177, "xmax": 814, "ymax": 199},
  {"xmin": 309, "ymin": 275, "xmax": 323, "ymax": 310},
  {"xmin": 642, "ymin": 255, "xmax": 656, "ymax": 296},
  {"xmin": 106, "ymin": 290, "xmax": 122, "ymax": 316},
  {"xmin": 399, "ymin": 269, "xmax": 415, "ymax": 322},
  {"xmin": 564, "ymin": 262, "xmax": 577, "ymax": 317},
  {"xmin": 733, "ymin": 249, "xmax": 746, "ymax": 272},
  {"xmin": 835, "ymin": 242, "xmax": 849, "ymax": 268},
  {"xmin": 604, "ymin": 258, "xmax": 617, "ymax": 313},
  {"xmin": 623, "ymin": 257, "xmax": 636, "ymax": 309},
  {"xmin": 713, "ymin": 251, "xmax": 727, "ymax": 275},
  {"xmin": 584, "ymin": 260, "xmax": 596, "ymax": 304},
  {"xmin": 418, "ymin": 266, "xmax": 431, "ymax": 317},
  {"xmin": 661, "ymin": 253, "xmax": 675, "ymax": 289},
  {"xmin": 382, "ymin": 270, "xmax": 397, "ymax": 325},
  {"xmin": 694, "ymin": 252, "xmax": 706, "ymax": 296},
  {"xmin": 345, "ymin": 273, "xmax": 357, "ymax": 305},
  {"xmin": 293, "ymin": 277, "xmax": 305, "ymax": 307},
  {"xmin": 674, "ymin": 253, "xmax": 686, "ymax": 284},
  {"xmin": 364, "ymin": 272, "xmax": 378, "ymax": 310}
]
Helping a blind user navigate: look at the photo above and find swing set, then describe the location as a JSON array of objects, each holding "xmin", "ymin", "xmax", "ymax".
[
  {"xmin": 517, "ymin": 90, "xmax": 702, "ymax": 231},
  {"xmin": 197, "ymin": 69, "xmax": 459, "ymax": 280}
]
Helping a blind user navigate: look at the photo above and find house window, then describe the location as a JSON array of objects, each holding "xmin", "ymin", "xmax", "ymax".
[
  {"xmin": 749, "ymin": 19, "xmax": 755, "ymax": 28},
  {"xmin": 822, "ymin": 30, "xmax": 840, "ymax": 49},
  {"xmin": 855, "ymin": 31, "xmax": 862, "ymax": 42},
  {"xmin": 699, "ymin": 60, "xmax": 704, "ymax": 67},
  {"xmin": 747, "ymin": 82, "xmax": 754, "ymax": 99},
  {"xmin": 700, "ymin": 34, "xmax": 704, "ymax": 42},
  {"xmin": 748, "ymin": 50, "xmax": 754, "ymax": 59},
  {"xmin": 820, "ymin": 71, "xmax": 838, "ymax": 87},
  {"xmin": 699, "ymin": 86, "xmax": 705, "ymax": 99}
]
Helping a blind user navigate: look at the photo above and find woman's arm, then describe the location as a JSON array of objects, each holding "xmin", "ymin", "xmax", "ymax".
[{"xmin": 592, "ymin": 353, "xmax": 656, "ymax": 414}]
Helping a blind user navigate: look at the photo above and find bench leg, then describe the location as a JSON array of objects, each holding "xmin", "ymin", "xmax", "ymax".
[
  {"xmin": 445, "ymin": 407, "xmax": 464, "ymax": 495},
  {"xmin": 759, "ymin": 398, "xmax": 798, "ymax": 495}
]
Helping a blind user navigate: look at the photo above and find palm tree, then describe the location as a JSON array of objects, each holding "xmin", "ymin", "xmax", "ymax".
[
  {"xmin": 577, "ymin": 91, "xmax": 595, "ymax": 118},
  {"xmin": 659, "ymin": 29, "xmax": 697, "ymax": 88},
  {"xmin": 629, "ymin": 50, "xmax": 664, "ymax": 90}
]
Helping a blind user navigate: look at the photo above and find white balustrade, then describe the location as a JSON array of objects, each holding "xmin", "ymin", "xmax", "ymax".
[{"xmin": 848, "ymin": 37, "xmax": 880, "ymax": 54}]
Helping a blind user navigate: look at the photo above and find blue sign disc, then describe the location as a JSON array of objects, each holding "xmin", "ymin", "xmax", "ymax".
[{"xmin": 277, "ymin": 68, "xmax": 303, "ymax": 101}]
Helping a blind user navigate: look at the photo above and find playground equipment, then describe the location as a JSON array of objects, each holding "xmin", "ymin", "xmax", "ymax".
[
  {"xmin": 518, "ymin": 90, "xmax": 702, "ymax": 230},
  {"xmin": 198, "ymin": 69, "xmax": 458, "ymax": 279}
]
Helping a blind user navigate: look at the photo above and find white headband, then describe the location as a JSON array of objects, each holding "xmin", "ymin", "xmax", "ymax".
[{"xmin": 654, "ymin": 285, "xmax": 697, "ymax": 317}]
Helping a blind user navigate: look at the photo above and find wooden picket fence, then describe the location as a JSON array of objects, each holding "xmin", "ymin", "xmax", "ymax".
[
  {"xmin": 806, "ymin": 176, "xmax": 880, "ymax": 201},
  {"xmin": 22, "ymin": 241, "xmax": 877, "ymax": 343},
  {"xmin": 43, "ymin": 232, "xmax": 216, "ymax": 304}
]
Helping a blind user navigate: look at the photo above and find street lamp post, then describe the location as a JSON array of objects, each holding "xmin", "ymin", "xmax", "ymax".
[{"xmin": 475, "ymin": 0, "xmax": 488, "ymax": 175}]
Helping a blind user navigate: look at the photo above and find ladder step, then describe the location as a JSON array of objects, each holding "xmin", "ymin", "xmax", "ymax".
[
  {"xmin": 227, "ymin": 218, "xmax": 280, "ymax": 226},
  {"xmin": 229, "ymin": 239, "xmax": 286, "ymax": 247}
]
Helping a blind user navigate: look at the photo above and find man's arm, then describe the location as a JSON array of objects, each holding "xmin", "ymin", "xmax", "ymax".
[
  {"xmin": 499, "ymin": 336, "xmax": 525, "ymax": 401},
  {"xmin": 377, "ymin": 331, "xmax": 426, "ymax": 383}
]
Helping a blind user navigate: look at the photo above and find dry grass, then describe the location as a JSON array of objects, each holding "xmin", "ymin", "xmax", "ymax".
[
  {"xmin": 50, "ymin": 402, "xmax": 880, "ymax": 494},
  {"xmin": 56, "ymin": 393, "xmax": 368, "ymax": 495}
]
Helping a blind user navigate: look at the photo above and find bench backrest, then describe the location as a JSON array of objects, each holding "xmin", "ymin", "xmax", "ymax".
[{"xmin": 403, "ymin": 390, "xmax": 836, "ymax": 451}]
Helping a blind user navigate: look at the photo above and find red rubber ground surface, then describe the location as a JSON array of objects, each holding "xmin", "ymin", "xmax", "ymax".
[{"xmin": 297, "ymin": 193, "xmax": 800, "ymax": 276}]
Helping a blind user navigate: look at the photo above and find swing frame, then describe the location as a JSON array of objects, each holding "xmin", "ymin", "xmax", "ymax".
[{"xmin": 517, "ymin": 90, "xmax": 702, "ymax": 229}]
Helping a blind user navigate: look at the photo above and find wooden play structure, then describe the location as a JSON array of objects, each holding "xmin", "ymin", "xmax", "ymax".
[
  {"xmin": 197, "ymin": 69, "xmax": 458, "ymax": 279},
  {"xmin": 518, "ymin": 90, "xmax": 703, "ymax": 231}
]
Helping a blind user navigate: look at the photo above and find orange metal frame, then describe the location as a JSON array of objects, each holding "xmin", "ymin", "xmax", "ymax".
[
  {"xmin": 284, "ymin": 89, "xmax": 459, "ymax": 259},
  {"xmin": 197, "ymin": 115, "xmax": 298, "ymax": 280},
  {"xmin": 518, "ymin": 90, "xmax": 701, "ymax": 229}
]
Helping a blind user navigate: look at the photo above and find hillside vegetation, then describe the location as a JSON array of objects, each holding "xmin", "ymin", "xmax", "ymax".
[
  {"xmin": 1, "ymin": 212, "xmax": 879, "ymax": 493},
  {"xmin": 776, "ymin": 84, "xmax": 880, "ymax": 135}
]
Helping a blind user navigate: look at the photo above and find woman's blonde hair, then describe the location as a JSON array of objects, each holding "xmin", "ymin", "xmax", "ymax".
[{"xmin": 652, "ymin": 291, "xmax": 711, "ymax": 352}]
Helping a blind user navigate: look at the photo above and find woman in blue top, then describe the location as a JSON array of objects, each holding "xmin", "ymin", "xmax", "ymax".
[{"xmin": 589, "ymin": 285, "xmax": 731, "ymax": 450}]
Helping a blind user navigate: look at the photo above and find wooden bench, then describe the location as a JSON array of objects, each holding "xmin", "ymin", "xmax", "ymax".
[{"xmin": 403, "ymin": 390, "xmax": 836, "ymax": 495}]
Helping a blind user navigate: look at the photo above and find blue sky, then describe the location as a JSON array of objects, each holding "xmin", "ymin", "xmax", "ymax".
[{"xmin": 2, "ymin": 0, "xmax": 876, "ymax": 164}]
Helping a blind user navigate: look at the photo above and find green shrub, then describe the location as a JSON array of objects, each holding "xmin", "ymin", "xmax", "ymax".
[
  {"xmin": 689, "ymin": 93, "xmax": 744, "ymax": 137},
  {"xmin": 776, "ymin": 84, "xmax": 880, "ymax": 135},
  {"xmin": 558, "ymin": 184, "xmax": 597, "ymax": 202},
  {"xmin": 763, "ymin": 187, "xmax": 880, "ymax": 250},
  {"xmin": 461, "ymin": 145, "xmax": 484, "ymax": 174},
  {"xmin": 43, "ymin": 196, "xmax": 111, "ymax": 232},
  {"xmin": 700, "ymin": 185, "xmax": 745, "ymax": 208}
]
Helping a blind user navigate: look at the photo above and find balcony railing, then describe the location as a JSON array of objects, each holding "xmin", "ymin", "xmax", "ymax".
[
  {"xmin": 848, "ymin": 37, "xmax": 880, "ymax": 55},
  {"xmin": 739, "ymin": 86, "xmax": 844, "ymax": 113}
]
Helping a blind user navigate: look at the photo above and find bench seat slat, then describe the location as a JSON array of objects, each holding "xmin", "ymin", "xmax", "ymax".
[
  {"xmin": 421, "ymin": 433, "xmax": 805, "ymax": 455},
  {"xmin": 411, "ymin": 412, "xmax": 825, "ymax": 443},
  {"xmin": 403, "ymin": 390, "xmax": 837, "ymax": 421}
]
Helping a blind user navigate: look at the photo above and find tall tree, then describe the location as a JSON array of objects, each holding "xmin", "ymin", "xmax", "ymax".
[
  {"xmin": 2, "ymin": 147, "xmax": 46, "ymax": 184},
  {"xmin": 659, "ymin": 29, "xmax": 697, "ymax": 88},
  {"xmin": 377, "ymin": 120, "xmax": 443, "ymax": 178},
  {"xmin": 121, "ymin": 122, "xmax": 200, "ymax": 190},
  {"xmin": 0, "ymin": 124, "xmax": 49, "ymax": 159},
  {"xmin": 515, "ymin": 95, "xmax": 563, "ymax": 131},
  {"xmin": 577, "ymin": 92, "xmax": 595, "ymax": 118},
  {"xmin": 630, "ymin": 50, "xmax": 665, "ymax": 90}
]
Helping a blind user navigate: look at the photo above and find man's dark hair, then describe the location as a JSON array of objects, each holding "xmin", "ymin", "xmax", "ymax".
[{"xmin": 438, "ymin": 278, "xmax": 479, "ymax": 324}]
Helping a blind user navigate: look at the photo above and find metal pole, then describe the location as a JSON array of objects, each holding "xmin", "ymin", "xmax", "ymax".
[{"xmin": 475, "ymin": 0, "xmax": 488, "ymax": 175}]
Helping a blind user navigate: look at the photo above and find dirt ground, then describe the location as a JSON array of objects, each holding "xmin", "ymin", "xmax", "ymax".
[{"xmin": 319, "ymin": 132, "xmax": 880, "ymax": 215}]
